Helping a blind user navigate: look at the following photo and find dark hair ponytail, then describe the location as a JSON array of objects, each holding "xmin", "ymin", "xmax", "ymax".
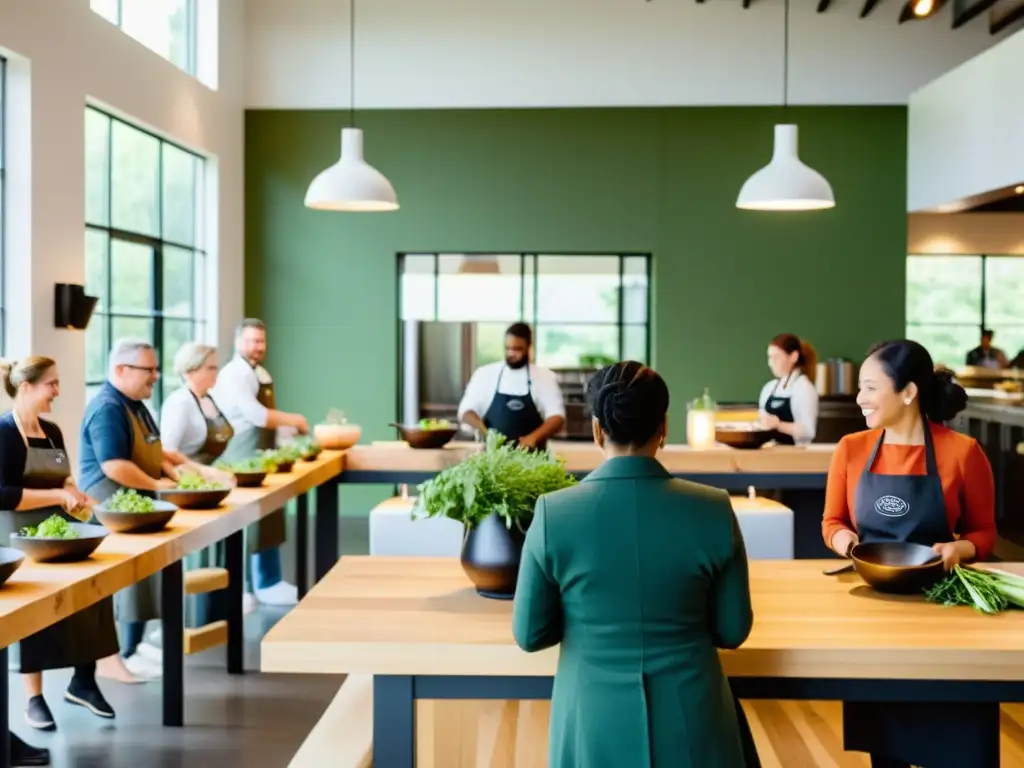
[
  {"xmin": 586, "ymin": 361, "xmax": 669, "ymax": 447},
  {"xmin": 867, "ymin": 340, "xmax": 968, "ymax": 423},
  {"xmin": 770, "ymin": 334, "xmax": 818, "ymax": 384}
]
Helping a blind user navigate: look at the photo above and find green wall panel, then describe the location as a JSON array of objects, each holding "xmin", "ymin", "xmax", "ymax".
[{"xmin": 245, "ymin": 106, "xmax": 907, "ymax": 510}]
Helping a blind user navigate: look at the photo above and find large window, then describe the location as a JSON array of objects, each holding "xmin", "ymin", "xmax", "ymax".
[
  {"xmin": 85, "ymin": 107, "xmax": 206, "ymax": 407},
  {"xmin": 0, "ymin": 56, "xmax": 6, "ymax": 354},
  {"xmin": 90, "ymin": 0, "xmax": 197, "ymax": 76},
  {"xmin": 906, "ymin": 254, "xmax": 1024, "ymax": 368},
  {"xmin": 399, "ymin": 253, "xmax": 651, "ymax": 367}
]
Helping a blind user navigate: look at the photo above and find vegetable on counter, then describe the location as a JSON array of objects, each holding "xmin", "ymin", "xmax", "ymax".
[
  {"xmin": 417, "ymin": 418, "xmax": 452, "ymax": 431},
  {"xmin": 264, "ymin": 445, "xmax": 301, "ymax": 464},
  {"xmin": 176, "ymin": 472, "xmax": 226, "ymax": 491},
  {"xmin": 292, "ymin": 435, "xmax": 322, "ymax": 458},
  {"xmin": 924, "ymin": 565, "xmax": 1024, "ymax": 614},
  {"xmin": 104, "ymin": 489, "xmax": 157, "ymax": 514},
  {"xmin": 20, "ymin": 514, "xmax": 80, "ymax": 539},
  {"xmin": 215, "ymin": 456, "xmax": 276, "ymax": 474}
]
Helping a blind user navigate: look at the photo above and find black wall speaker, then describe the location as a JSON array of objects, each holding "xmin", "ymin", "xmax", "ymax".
[{"xmin": 54, "ymin": 284, "xmax": 98, "ymax": 330}]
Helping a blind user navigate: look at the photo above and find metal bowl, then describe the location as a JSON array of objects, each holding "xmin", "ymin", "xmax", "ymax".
[
  {"xmin": 850, "ymin": 541, "xmax": 945, "ymax": 594},
  {"xmin": 0, "ymin": 547, "xmax": 25, "ymax": 588},
  {"xmin": 93, "ymin": 500, "xmax": 179, "ymax": 534},
  {"xmin": 390, "ymin": 423, "xmax": 458, "ymax": 450},
  {"xmin": 156, "ymin": 486, "xmax": 232, "ymax": 510},
  {"xmin": 715, "ymin": 426, "xmax": 774, "ymax": 450},
  {"xmin": 11, "ymin": 523, "xmax": 109, "ymax": 563},
  {"xmin": 231, "ymin": 470, "xmax": 267, "ymax": 488}
]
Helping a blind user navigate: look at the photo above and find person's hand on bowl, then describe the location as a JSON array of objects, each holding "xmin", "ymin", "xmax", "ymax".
[{"xmin": 933, "ymin": 541, "xmax": 970, "ymax": 571}]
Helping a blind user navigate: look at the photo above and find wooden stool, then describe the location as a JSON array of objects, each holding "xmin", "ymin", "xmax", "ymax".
[
  {"xmin": 289, "ymin": 674, "xmax": 373, "ymax": 768},
  {"xmin": 184, "ymin": 567, "xmax": 229, "ymax": 655}
]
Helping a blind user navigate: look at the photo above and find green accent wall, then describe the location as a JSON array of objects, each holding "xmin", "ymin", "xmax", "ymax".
[{"xmin": 245, "ymin": 107, "xmax": 907, "ymax": 510}]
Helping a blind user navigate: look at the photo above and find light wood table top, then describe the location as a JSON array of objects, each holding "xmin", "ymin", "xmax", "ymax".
[
  {"xmin": 0, "ymin": 452, "xmax": 344, "ymax": 649},
  {"xmin": 344, "ymin": 440, "xmax": 835, "ymax": 475},
  {"xmin": 262, "ymin": 556, "xmax": 1024, "ymax": 682}
]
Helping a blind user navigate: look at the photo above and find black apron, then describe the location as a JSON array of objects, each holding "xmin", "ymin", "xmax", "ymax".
[
  {"xmin": 1, "ymin": 415, "xmax": 118, "ymax": 672},
  {"xmin": 189, "ymin": 391, "xmax": 234, "ymax": 466},
  {"xmin": 85, "ymin": 403, "xmax": 165, "ymax": 623},
  {"xmin": 763, "ymin": 374, "xmax": 799, "ymax": 446},
  {"xmin": 483, "ymin": 365, "xmax": 546, "ymax": 449},
  {"xmin": 218, "ymin": 362, "xmax": 285, "ymax": 555},
  {"xmin": 843, "ymin": 424, "xmax": 1000, "ymax": 767}
]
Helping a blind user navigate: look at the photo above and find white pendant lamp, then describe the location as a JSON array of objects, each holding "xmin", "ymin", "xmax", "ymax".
[
  {"xmin": 304, "ymin": 0, "xmax": 398, "ymax": 212},
  {"xmin": 736, "ymin": 124, "xmax": 835, "ymax": 211},
  {"xmin": 736, "ymin": 0, "xmax": 834, "ymax": 212}
]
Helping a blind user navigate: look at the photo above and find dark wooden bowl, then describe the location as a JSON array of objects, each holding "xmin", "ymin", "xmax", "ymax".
[
  {"xmin": 156, "ymin": 487, "xmax": 232, "ymax": 510},
  {"xmin": 93, "ymin": 500, "xmax": 179, "ymax": 534},
  {"xmin": 851, "ymin": 541, "xmax": 945, "ymax": 594},
  {"xmin": 715, "ymin": 426, "xmax": 774, "ymax": 450},
  {"xmin": 11, "ymin": 523, "xmax": 109, "ymax": 563},
  {"xmin": 0, "ymin": 547, "xmax": 25, "ymax": 588},
  {"xmin": 274, "ymin": 460, "xmax": 295, "ymax": 474},
  {"xmin": 301, "ymin": 448, "xmax": 323, "ymax": 462},
  {"xmin": 390, "ymin": 423, "xmax": 458, "ymax": 450},
  {"xmin": 232, "ymin": 470, "xmax": 267, "ymax": 488}
]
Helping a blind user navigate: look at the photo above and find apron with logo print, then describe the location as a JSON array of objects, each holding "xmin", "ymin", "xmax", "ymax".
[
  {"xmin": 2, "ymin": 415, "xmax": 119, "ymax": 671},
  {"xmin": 85, "ymin": 404, "xmax": 165, "ymax": 623},
  {"xmin": 763, "ymin": 374, "xmax": 801, "ymax": 446},
  {"xmin": 844, "ymin": 424, "xmax": 999, "ymax": 767},
  {"xmin": 483, "ymin": 365, "xmax": 546, "ymax": 450}
]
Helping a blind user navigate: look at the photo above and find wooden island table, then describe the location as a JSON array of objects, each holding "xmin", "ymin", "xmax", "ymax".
[
  {"xmin": 263, "ymin": 556, "xmax": 1024, "ymax": 767},
  {"xmin": 0, "ymin": 451, "xmax": 345, "ymax": 768}
]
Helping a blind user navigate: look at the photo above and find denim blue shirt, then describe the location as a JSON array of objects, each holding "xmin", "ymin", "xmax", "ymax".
[{"xmin": 79, "ymin": 382, "xmax": 160, "ymax": 491}]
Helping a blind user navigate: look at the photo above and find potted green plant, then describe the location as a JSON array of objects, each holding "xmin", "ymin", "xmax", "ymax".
[{"xmin": 415, "ymin": 430, "xmax": 578, "ymax": 599}]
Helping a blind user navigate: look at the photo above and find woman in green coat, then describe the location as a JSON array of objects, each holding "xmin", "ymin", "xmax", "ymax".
[{"xmin": 512, "ymin": 361, "xmax": 759, "ymax": 768}]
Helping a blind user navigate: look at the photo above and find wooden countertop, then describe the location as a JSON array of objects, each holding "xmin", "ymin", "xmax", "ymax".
[
  {"xmin": 0, "ymin": 452, "xmax": 344, "ymax": 649},
  {"xmin": 344, "ymin": 441, "xmax": 836, "ymax": 475},
  {"xmin": 261, "ymin": 556, "xmax": 1024, "ymax": 682}
]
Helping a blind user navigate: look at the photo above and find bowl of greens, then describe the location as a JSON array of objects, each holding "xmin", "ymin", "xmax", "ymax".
[
  {"xmin": 390, "ymin": 418, "xmax": 458, "ymax": 450},
  {"xmin": 0, "ymin": 546, "xmax": 25, "ymax": 588},
  {"xmin": 10, "ymin": 515, "xmax": 109, "ymax": 562},
  {"xmin": 293, "ymin": 436, "xmax": 323, "ymax": 461},
  {"xmin": 214, "ymin": 457, "xmax": 272, "ymax": 488},
  {"xmin": 264, "ymin": 446, "xmax": 301, "ymax": 473},
  {"xmin": 93, "ymin": 489, "xmax": 179, "ymax": 534},
  {"xmin": 156, "ymin": 471, "xmax": 232, "ymax": 510}
]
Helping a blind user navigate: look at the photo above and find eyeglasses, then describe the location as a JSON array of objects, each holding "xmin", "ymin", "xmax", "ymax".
[{"xmin": 125, "ymin": 364, "xmax": 159, "ymax": 376}]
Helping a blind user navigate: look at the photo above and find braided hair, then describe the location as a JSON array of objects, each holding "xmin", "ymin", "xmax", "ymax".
[{"xmin": 585, "ymin": 361, "xmax": 670, "ymax": 448}]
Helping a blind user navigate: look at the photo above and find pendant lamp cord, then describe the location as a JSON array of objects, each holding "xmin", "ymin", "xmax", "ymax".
[
  {"xmin": 349, "ymin": 0, "xmax": 356, "ymax": 128},
  {"xmin": 782, "ymin": 0, "xmax": 789, "ymax": 108}
]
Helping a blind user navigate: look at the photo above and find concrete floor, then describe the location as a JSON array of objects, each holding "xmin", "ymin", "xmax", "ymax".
[{"xmin": 7, "ymin": 516, "xmax": 371, "ymax": 768}]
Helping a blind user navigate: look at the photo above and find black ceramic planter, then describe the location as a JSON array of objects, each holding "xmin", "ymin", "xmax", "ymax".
[{"xmin": 460, "ymin": 511, "xmax": 527, "ymax": 600}]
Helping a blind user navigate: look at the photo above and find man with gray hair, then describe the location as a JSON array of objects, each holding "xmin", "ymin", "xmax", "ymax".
[
  {"xmin": 79, "ymin": 338, "xmax": 186, "ymax": 681},
  {"xmin": 211, "ymin": 318, "xmax": 308, "ymax": 608}
]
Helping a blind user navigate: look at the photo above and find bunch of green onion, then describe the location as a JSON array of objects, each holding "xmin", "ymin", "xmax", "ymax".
[{"xmin": 924, "ymin": 565, "xmax": 1024, "ymax": 614}]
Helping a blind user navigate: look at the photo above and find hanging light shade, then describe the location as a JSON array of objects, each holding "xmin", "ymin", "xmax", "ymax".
[
  {"xmin": 736, "ymin": 124, "xmax": 835, "ymax": 212},
  {"xmin": 304, "ymin": 128, "xmax": 399, "ymax": 212}
]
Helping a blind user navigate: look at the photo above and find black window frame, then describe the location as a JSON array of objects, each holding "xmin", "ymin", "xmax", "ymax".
[
  {"xmin": 0, "ymin": 55, "xmax": 6, "ymax": 355},
  {"xmin": 93, "ymin": 0, "xmax": 198, "ymax": 76},
  {"xmin": 85, "ymin": 106, "xmax": 207, "ymax": 407}
]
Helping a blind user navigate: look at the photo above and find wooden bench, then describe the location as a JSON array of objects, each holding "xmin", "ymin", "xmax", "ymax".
[
  {"xmin": 184, "ymin": 567, "xmax": 229, "ymax": 655},
  {"xmin": 289, "ymin": 674, "xmax": 373, "ymax": 768}
]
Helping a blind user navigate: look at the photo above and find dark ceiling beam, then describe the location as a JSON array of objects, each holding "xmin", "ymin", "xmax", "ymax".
[
  {"xmin": 990, "ymin": 0, "xmax": 1024, "ymax": 34},
  {"xmin": 951, "ymin": 0, "xmax": 999, "ymax": 28},
  {"xmin": 860, "ymin": 0, "xmax": 884, "ymax": 16},
  {"xmin": 817, "ymin": 0, "xmax": 833, "ymax": 11}
]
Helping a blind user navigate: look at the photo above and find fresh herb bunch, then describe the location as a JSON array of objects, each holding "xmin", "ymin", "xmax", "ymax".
[
  {"xmin": 20, "ymin": 514, "xmax": 79, "ymax": 539},
  {"xmin": 415, "ymin": 430, "xmax": 577, "ymax": 530},
  {"xmin": 924, "ymin": 565, "xmax": 1024, "ymax": 614},
  {"xmin": 293, "ymin": 436, "xmax": 322, "ymax": 458},
  {"xmin": 105, "ymin": 488, "xmax": 156, "ymax": 514}
]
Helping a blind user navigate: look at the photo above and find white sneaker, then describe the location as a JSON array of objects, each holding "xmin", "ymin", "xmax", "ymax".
[
  {"xmin": 242, "ymin": 592, "xmax": 258, "ymax": 615},
  {"xmin": 254, "ymin": 581, "xmax": 299, "ymax": 606},
  {"xmin": 147, "ymin": 626, "xmax": 163, "ymax": 647},
  {"xmin": 136, "ymin": 642, "xmax": 162, "ymax": 664},
  {"xmin": 124, "ymin": 653, "xmax": 161, "ymax": 679}
]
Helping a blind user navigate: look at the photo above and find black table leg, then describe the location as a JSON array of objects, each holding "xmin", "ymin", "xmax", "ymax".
[
  {"xmin": 1, "ymin": 646, "xmax": 9, "ymax": 768},
  {"xmin": 374, "ymin": 676, "xmax": 415, "ymax": 767},
  {"xmin": 161, "ymin": 559, "xmax": 184, "ymax": 727},
  {"xmin": 314, "ymin": 477, "xmax": 340, "ymax": 583},
  {"xmin": 225, "ymin": 530, "xmax": 244, "ymax": 675},
  {"xmin": 295, "ymin": 493, "xmax": 309, "ymax": 599}
]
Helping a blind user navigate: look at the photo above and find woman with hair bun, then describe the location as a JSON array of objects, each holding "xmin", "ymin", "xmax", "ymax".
[
  {"xmin": 512, "ymin": 361, "xmax": 761, "ymax": 768},
  {"xmin": 822, "ymin": 340, "xmax": 997, "ymax": 768},
  {"xmin": 0, "ymin": 357, "xmax": 119, "ymax": 760},
  {"xmin": 758, "ymin": 333, "xmax": 819, "ymax": 444}
]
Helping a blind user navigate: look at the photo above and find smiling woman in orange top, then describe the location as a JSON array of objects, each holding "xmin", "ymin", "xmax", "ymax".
[{"xmin": 822, "ymin": 339, "xmax": 996, "ymax": 768}]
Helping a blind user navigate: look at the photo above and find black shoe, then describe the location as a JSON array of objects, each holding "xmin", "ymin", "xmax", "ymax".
[
  {"xmin": 64, "ymin": 683, "xmax": 115, "ymax": 720},
  {"xmin": 10, "ymin": 732, "xmax": 51, "ymax": 767},
  {"xmin": 24, "ymin": 697, "xmax": 55, "ymax": 732}
]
